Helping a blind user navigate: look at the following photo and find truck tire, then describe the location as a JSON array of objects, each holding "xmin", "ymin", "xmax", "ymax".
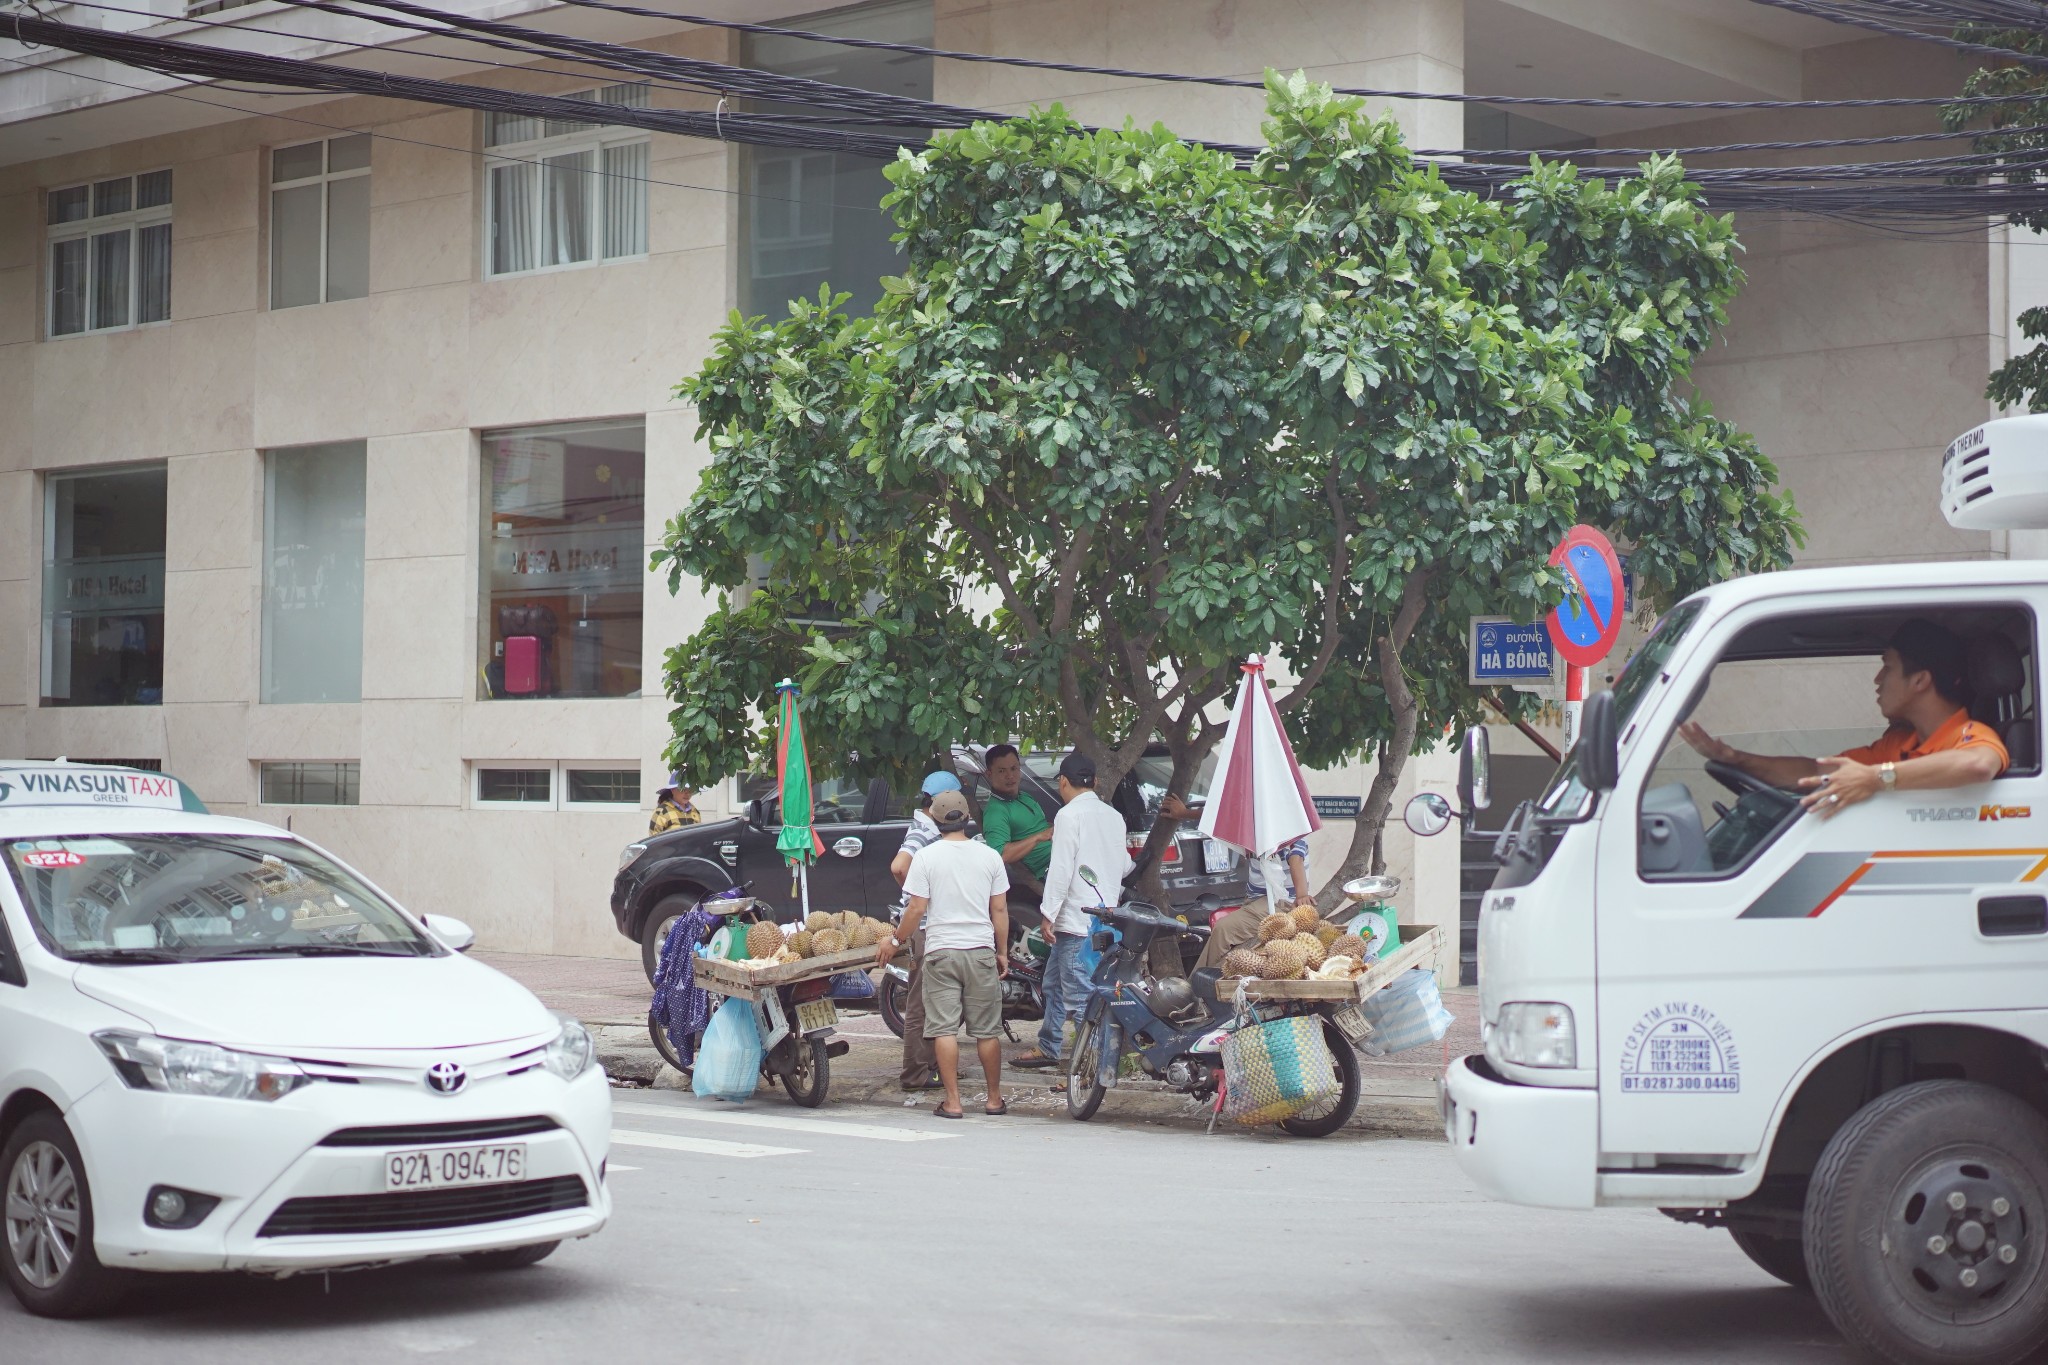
[
  {"xmin": 640, "ymin": 890, "xmax": 702, "ymax": 984},
  {"xmin": 1729, "ymin": 1227, "xmax": 1810, "ymax": 1291},
  {"xmin": 1805, "ymin": 1079, "xmax": 2048, "ymax": 1365}
]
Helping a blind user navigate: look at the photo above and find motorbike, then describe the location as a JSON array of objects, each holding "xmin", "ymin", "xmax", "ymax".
[
  {"xmin": 879, "ymin": 902, "xmax": 1051, "ymax": 1041},
  {"xmin": 1062, "ymin": 866, "xmax": 1364, "ymax": 1138}
]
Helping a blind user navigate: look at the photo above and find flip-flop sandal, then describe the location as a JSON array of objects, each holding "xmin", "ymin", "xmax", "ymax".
[
  {"xmin": 984, "ymin": 1100, "xmax": 1009, "ymax": 1115},
  {"xmin": 932, "ymin": 1102, "xmax": 965, "ymax": 1120}
]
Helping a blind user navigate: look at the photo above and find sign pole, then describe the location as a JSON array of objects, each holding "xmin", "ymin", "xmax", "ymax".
[{"xmin": 1562, "ymin": 663, "xmax": 1588, "ymax": 752}]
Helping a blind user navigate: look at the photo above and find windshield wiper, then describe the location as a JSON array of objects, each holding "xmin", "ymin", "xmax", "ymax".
[
  {"xmin": 197, "ymin": 942, "xmax": 423, "ymax": 960},
  {"xmin": 64, "ymin": 948, "xmax": 184, "ymax": 965}
]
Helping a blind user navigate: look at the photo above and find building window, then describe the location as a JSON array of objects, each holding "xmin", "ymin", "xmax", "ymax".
[
  {"xmin": 473, "ymin": 763, "xmax": 638, "ymax": 809},
  {"xmin": 481, "ymin": 420, "xmax": 644, "ymax": 699},
  {"xmin": 41, "ymin": 466, "xmax": 167, "ymax": 707},
  {"xmin": 263, "ymin": 442, "xmax": 367, "ymax": 703},
  {"xmin": 258, "ymin": 761, "xmax": 361, "ymax": 806},
  {"xmin": 740, "ymin": 2, "xmax": 930, "ymax": 318},
  {"xmin": 271, "ymin": 136, "xmax": 370, "ymax": 308},
  {"xmin": 485, "ymin": 85, "xmax": 649, "ymax": 278},
  {"xmin": 47, "ymin": 170, "xmax": 172, "ymax": 337}
]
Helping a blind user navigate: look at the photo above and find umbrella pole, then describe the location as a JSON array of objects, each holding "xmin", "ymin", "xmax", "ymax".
[
  {"xmin": 799, "ymin": 862, "xmax": 811, "ymax": 921},
  {"xmin": 1263, "ymin": 854, "xmax": 1283, "ymax": 913}
]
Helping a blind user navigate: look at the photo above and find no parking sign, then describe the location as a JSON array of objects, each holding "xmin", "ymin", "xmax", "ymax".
[{"xmin": 1545, "ymin": 525, "xmax": 1625, "ymax": 669}]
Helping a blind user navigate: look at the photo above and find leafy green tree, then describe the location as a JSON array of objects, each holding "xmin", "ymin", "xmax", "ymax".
[
  {"xmin": 1946, "ymin": 29, "xmax": 2048, "ymax": 410},
  {"xmin": 659, "ymin": 76, "xmax": 1802, "ymax": 905}
]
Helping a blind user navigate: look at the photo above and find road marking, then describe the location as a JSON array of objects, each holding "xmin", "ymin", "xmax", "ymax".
[
  {"xmin": 611, "ymin": 1101, "xmax": 959, "ymax": 1143},
  {"xmin": 610, "ymin": 1129, "xmax": 804, "ymax": 1159}
]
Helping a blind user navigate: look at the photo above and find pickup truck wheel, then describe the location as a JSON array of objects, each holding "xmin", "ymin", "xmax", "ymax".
[
  {"xmin": 1806, "ymin": 1079, "xmax": 2048, "ymax": 1365},
  {"xmin": 640, "ymin": 890, "xmax": 702, "ymax": 984},
  {"xmin": 1729, "ymin": 1227, "xmax": 1810, "ymax": 1291}
]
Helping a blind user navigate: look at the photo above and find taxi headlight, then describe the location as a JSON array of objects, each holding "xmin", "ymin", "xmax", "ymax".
[
  {"xmin": 543, "ymin": 1013, "xmax": 596, "ymax": 1081},
  {"xmin": 1486, "ymin": 1002, "xmax": 1577, "ymax": 1069},
  {"xmin": 94, "ymin": 1030, "xmax": 308, "ymax": 1102},
  {"xmin": 618, "ymin": 841, "xmax": 648, "ymax": 872}
]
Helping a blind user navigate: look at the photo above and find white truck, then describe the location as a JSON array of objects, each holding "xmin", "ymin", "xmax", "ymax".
[{"xmin": 1423, "ymin": 416, "xmax": 2048, "ymax": 1365}]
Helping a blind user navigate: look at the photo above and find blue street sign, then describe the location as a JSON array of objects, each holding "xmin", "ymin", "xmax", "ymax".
[
  {"xmin": 1469, "ymin": 617, "xmax": 1556, "ymax": 685},
  {"xmin": 1545, "ymin": 526, "xmax": 1625, "ymax": 668}
]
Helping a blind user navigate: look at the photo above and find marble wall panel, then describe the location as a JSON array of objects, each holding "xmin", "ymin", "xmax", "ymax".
[
  {"xmin": 359, "ymin": 698, "xmax": 463, "ymax": 807},
  {"xmin": 647, "ymin": 150, "xmax": 733, "ymax": 259},
  {"xmin": 0, "ymin": 589, "xmax": 23, "ymax": 712},
  {"xmin": 162, "ymin": 701, "xmax": 256, "ymax": 810},
  {"xmin": 369, "ymin": 194, "xmax": 473, "ymax": 296},
  {"xmin": 246, "ymin": 701, "xmax": 363, "ymax": 764},
  {"xmin": 0, "ymin": 345, "xmax": 27, "ymax": 474},
  {"xmin": 249, "ymin": 286, "xmax": 468, "ymax": 449},
  {"xmin": 1714, "ymin": 231, "xmax": 1991, "ymax": 368},
  {"xmin": 463, "ymin": 260, "xmax": 670, "ymax": 429},
  {"xmin": 1774, "ymin": 447, "xmax": 1996, "ymax": 568},
  {"xmin": 0, "ymin": 188, "xmax": 33, "ymax": 273},
  {"xmin": 0, "ymin": 265, "xmax": 30, "ymax": 350},
  {"xmin": 175, "ymin": 150, "xmax": 262, "ymax": 244},
  {"xmin": 162, "ymin": 567, "xmax": 258, "ymax": 705},
  {"xmin": 0, "ymin": 469, "xmax": 30, "ymax": 582},
  {"xmin": 459, "ymin": 699, "xmax": 641, "ymax": 766},
  {"xmin": 165, "ymin": 449, "xmax": 259, "ymax": 573},
  {"xmin": 170, "ymin": 227, "xmax": 262, "ymax": 324},
  {"xmin": 365, "ymin": 428, "xmax": 473, "ymax": 562},
  {"xmin": 31, "ymin": 314, "xmax": 256, "ymax": 467},
  {"xmin": 360, "ymin": 554, "xmax": 468, "ymax": 702},
  {"xmin": 366, "ymin": 110, "xmax": 475, "ymax": 207},
  {"xmin": 21, "ymin": 703, "xmax": 166, "ymax": 765}
]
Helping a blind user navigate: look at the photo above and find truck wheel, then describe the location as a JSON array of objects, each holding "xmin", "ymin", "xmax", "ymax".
[
  {"xmin": 640, "ymin": 890, "xmax": 702, "ymax": 984},
  {"xmin": 1806, "ymin": 1079, "xmax": 2048, "ymax": 1365},
  {"xmin": 1729, "ymin": 1227, "xmax": 1810, "ymax": 1291}
]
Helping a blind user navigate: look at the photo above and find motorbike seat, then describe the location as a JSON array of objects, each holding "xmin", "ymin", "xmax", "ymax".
[{"xmin": 1190, "ymin": 966, "xmax": 1226, "ymax": 1005}]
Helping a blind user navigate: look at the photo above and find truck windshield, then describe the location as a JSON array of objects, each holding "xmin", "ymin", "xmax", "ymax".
[
  {"xmin": 4, "ymin": 834, "xmax": 437, "ymax": 963},
  {"xmin": 1537, "ymin": 598, "xmax": 1706, "ymax": 820}
]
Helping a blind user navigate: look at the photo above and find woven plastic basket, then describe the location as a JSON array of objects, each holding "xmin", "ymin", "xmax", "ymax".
[{"xmin": 1219, "ymin": 1014, "xmax": 1338, "ymax": 1126}]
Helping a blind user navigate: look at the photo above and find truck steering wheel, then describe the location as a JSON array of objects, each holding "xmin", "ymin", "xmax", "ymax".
[{"xmin": 1704, "ymin": 760, "xmax": 1803, "ymax": 812}]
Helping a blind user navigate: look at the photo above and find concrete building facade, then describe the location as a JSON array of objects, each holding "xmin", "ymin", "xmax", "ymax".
[{"xmin": 0, "ymin": 0, "xmax": 2021, "ymax": 963}]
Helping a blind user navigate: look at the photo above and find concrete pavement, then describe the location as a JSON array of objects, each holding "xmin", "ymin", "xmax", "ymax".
[{"xmin": 3, "ymin": 1088, "xmax": 1852, "ymax": 1365}]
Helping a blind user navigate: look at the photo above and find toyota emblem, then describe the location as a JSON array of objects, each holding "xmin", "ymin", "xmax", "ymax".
[{"xmin": 425, "ymin": 1061, "xmax": 468, "ymax": 1096}]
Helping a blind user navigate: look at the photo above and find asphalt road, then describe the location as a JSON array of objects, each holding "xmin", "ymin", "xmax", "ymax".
[{"xmin": 7, "ymin": 1089, "xmax": 1856, "ymax": 1365}]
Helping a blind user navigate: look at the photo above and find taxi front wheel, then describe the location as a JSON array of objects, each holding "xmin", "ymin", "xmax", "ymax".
[{"xmin": 2, "ymin": 1111, "xmax": 130, "ymax": 1318}]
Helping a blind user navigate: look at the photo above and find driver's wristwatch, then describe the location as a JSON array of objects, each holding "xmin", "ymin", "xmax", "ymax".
[{"xmin": 1879, "ymin": 761, "xmax": 1897, "ymax": 791}]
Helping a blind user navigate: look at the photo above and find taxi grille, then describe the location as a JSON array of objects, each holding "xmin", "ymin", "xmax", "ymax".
[
  {"xmin": 318, "ymin": 1117, "xmax": 559, "ymax": 1147},
  {"xmin": 257, "ymin": 1177, "xmax": 588, "ymax": 1238}
]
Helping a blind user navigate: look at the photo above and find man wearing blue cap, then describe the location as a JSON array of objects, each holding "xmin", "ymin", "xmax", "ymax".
[
  {"xmin": 889, "ymin": 770, "xmax": 963, "ymax": 1092},
  {"xmin": 648, "ymin": 772, "xmax": 699, "ymax": 835}
]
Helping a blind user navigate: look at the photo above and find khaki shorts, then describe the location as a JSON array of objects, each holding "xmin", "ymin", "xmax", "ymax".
[{"xmin": 921, "ymin": 948, "xmax": 1002, "ymax": 1040}]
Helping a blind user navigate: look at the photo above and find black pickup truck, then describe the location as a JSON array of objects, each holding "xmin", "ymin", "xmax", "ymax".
[{"xmin": 611, "ymin": 744, "xmax": 1244, "ymax": 981}]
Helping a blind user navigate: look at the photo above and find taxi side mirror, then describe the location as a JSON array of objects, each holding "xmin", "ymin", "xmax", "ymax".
[{"xmin": 421, "ymin": 914, "xmax": 476, "ymax": 953}]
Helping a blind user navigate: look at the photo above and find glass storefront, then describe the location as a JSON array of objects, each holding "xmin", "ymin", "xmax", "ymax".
[
  {"xmin": 481, "ymin": 420, "xmax": 645, "ymax": 699},
  {"xmin": 42, "ymin": 466, "xmax": 166, "ymax": 707},
  {"xmin": 263, "ymin": 441, "xmax": 367, "ymax": 703}
]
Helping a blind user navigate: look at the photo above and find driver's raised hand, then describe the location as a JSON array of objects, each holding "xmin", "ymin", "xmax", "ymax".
[{"xmin": 1678, "ymin": 721, "xmax": 1737, "ymax": 764}]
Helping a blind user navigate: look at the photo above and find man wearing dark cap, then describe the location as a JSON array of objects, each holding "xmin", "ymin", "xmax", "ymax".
[
  {"xmin": 1680, "ymin": 617, "xmax": 2008, "ymax": 817},
  {"xmin": 1011, "ymin": 752, "xmax": 1131, "ymax": 1074}
]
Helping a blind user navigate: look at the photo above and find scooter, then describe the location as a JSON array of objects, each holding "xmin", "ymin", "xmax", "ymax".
[
  {"xmin": 1062, "ymin": 867, "xmax": 1363, "ymax": 1138},
  {"xmin": 880, "ymin": 905, "xmax": 1049, "ymax": 1040}
]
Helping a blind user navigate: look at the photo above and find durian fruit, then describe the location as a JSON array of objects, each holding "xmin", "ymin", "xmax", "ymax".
[
  {"xmin": 805, "ymin": 911, "xmax": 834, "ymax": 933},
  {"xmin": 787, "ymin": 929, "xmax": 816, "ymax": 958},
  {"xmin": 745, "ymin": 920, "xmax": 784, "ymax": 960},
  {"xmin": 1221, "ymin": 947, "xmax": 1266, "ymax": 978},
  {"xmin": 1314, "ymin": 923, "xmax": 1342, "ymax": 948},
  {"xmin": 811, "ymin": 928, "xmax": 848, "ymax": 956},
  {"xmin": 1328, "ymin": 933, "xmax": 1369, "ymax": 960},
  {"xmin": 837, "ymin": 910, "xmax": 861, "ymax": 934},
  {"xmin": 1290, "ymin": 905, "xmax": 1322, "ymax": 934},
  {"xmin": 1292, "ymin": 932, "xmax": 1327, "ymax": 970},
  {"xmin": 1263, "ymin": 939, "xmax": 1308, "ymax": 980},
  {"xmin": 849, "ymin": 917, "xmax": 882, "ymax": 948},
  {"xmin": 1256, "ymin": 913, "xmax": 1297, "ymax": 944}
]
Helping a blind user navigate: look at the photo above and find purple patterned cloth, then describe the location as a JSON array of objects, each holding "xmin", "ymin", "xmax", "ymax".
[{"xmin": 650, "ymin": 907, "xmax": 717, "ymax": 1067}]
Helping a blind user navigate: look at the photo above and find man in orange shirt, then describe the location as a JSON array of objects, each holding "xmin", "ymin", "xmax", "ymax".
[{"xmin": 1679, "ymin": 619, "xmax": 2008, "ymax": 820}]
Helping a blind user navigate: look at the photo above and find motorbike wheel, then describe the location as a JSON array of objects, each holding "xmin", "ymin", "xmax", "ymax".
[
  {"xmin": 777, "ymin": 1036, "xmax": 831, "ymax": 1108},
  {"xmin": 1277, "ymin": 1019, "xmax": 1362, "ymax": 1138},
  {"xmin": 647, "ymin": 1010, "xmax": 687, "ymax": 1074},
  {"xmin": 1065, "ymin": 1017, "xmax": 1109, "ymax": 1122},
  {"xmin": 879, "ymin": 973, "xmax": 908, "ymax": 1040}
]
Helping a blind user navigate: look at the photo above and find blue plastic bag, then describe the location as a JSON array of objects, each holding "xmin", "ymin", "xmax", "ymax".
[
  {"xmin": 691, "ymin": 998, "xmax": 762, "ymax": 1101},
  {"xmin": 1358, "ymin": 968, "xmax": 1455, "ymax": 1056}
]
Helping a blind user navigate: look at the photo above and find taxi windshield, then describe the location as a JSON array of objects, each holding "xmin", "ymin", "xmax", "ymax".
[{"xmin": 3, "ymin": 834, "xmax": 437, "ymax": 964}]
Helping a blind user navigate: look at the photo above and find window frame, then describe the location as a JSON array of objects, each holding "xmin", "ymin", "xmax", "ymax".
[
  {"xmin": 482, "ymin": 85, "xmax": 651, "ymax": 281},
  {"xmin": 256, "ymin": 760, "xmax": 362, "ymax": 807},
  {"xmin": 472, "ymin": 761, "xmax": 642, "ymax": 811},
  {"xmin": 1634, "ymin": 599, "xmax": 2040, "ymax": 885},
  {"xmin": 46, "ymin": 169, "xmax": 173, "ymax": 339},
  {"xmin": 268, "ymin": 135, "xmax": 371, "ymax": 310}
]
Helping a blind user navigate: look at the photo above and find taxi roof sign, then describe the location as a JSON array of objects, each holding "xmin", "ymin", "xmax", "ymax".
[{"xmin": 0, "ymin": 762, "xmax": 207, "ymax": 815}]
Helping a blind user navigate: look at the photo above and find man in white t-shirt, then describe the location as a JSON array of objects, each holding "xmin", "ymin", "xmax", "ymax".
[{"xmin": 877, "ymin": 791, "xmax": 1009, "ymax": 1120}]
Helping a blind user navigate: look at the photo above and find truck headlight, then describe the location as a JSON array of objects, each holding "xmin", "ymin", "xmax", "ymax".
[
  {"xmin": 618, "ymin": 841, "xmax": 648, "ymax": 872},
  {"xmin": 94, "ymin": 1030, "xmax": 308, "ymax": 1102},
  {"xmin": 543, "ymin": 1013, "xmax": 596, "ymax": 1080},
  {"xmin": 1487, "ymin": 1003, "xmax": 1577, "ymax": 1069}
]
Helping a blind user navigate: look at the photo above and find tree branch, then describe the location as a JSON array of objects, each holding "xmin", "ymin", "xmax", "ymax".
[{"xmin": 1277, "ymin": 472, "xmax": 1352, "ymax": 714}]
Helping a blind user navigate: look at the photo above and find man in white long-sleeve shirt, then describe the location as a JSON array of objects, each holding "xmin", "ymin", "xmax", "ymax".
[{"xmin": 1011, "ymin": 752, "xmax": 1131, "ymax": 1073}]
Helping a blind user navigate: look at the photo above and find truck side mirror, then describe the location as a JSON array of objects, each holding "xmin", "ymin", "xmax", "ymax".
[
  {"xmin": 1457, "ymin": 726, "xmax": 1491, "ymax": 813},
  {"xmin": 1580, "ymin": 690, "xmax": 1619, "ymax": 792},
  {"xmin": 745, "ymin": 797, "xmax": 765, "ymax": 829},
  {"xmin": 1404, "ymin": 792, "xmax": 1454, "ymax": 837}
]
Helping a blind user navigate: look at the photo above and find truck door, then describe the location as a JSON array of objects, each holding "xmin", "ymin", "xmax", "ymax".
[
  {"xmin": 1595, "ymin": 593, "xmax": 2045, "ymax": 1161},
  {"xmin": 743, "ymin": 775, "xmax": 875, "ymax": 921}
]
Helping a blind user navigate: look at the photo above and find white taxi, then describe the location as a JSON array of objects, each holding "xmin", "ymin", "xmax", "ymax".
[{"xmin": 0, "ymin": 762, "xmax": 611, "ymax": 1317}]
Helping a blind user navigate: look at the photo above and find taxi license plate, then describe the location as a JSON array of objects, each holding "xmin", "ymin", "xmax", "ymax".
[
  {"xmin": 1329, "ymin": 1004, "xmax": 1373, "ymax": 1047},
  {"xmin": 385, "ymin": 1143, "xmax": 526, "ymax": 1191},
  {"xmin": 795, "ymin": 998, "xmax": 838, "ymax": 1033}
]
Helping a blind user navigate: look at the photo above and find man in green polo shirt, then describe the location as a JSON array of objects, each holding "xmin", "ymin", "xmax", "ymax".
[{"xmin": 980, "ymin": 744, "xmax": 1052, "ymax": 900}]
